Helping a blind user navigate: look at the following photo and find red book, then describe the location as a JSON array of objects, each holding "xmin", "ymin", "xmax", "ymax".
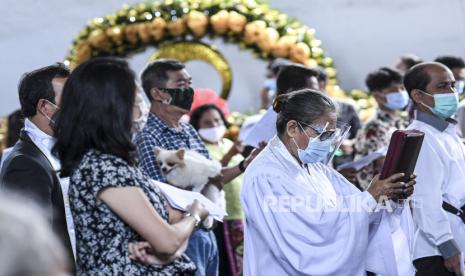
[{"xmin": 380, "ymin": 130, "xmax": 425, "ymax": 182}]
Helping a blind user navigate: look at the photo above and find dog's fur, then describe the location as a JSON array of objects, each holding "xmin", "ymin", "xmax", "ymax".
[{"xmin": 154, "ymin": 147, "xmax": 224, "ymax": 228}]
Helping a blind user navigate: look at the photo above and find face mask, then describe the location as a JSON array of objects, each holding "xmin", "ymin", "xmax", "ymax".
[
  {"xmin": 455, "ymin": 80, "xmax": 465, "ymax": 95},
  {"xmin": 41, "ymin": 99, "xmax": 59, "ymax": 125},
  {"xmin": 385, "ymin": 90, "xmax": 409, "ymax": 110},
  {"xmin": 293, "ymin": 122, "xmax": 333, "ymax": 164},
  {"xmin": 198, "ymin": 125, "xmax": 226, "ymax": 143},
  {"xmin": 419, "ymin": 90, "xmax": 459, "ymax": 119},
  {"xmin": 132, "ymin": 91, "xmax": 150, "ymax": 133},
  {"xmin": 264, "ymin": 78, "xmax": 277, "ymax": 92},
  {"xmin": 158, "ymin": 87, "xmax": 194, "ymax": 111}
]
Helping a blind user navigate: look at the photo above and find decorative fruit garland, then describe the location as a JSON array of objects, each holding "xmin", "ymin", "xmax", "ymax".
[{"xmin": 65, "ymin": 0, "xmax": 337, "ymax": 85}]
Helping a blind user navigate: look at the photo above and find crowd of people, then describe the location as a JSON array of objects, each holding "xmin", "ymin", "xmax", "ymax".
[{"xmin": 1, "ymin": 53, "xmax": 465, "ymax": 276}]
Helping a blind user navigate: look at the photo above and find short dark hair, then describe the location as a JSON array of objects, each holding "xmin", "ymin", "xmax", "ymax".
[
  {"xmin": 276, "ymin": 64, "xmax": 318, "ymax": 95},
  {"xmin": 53, "ymin": 57, "xmax": 137, "ymax": 177},
  {"xmin": 267, "ymin": 58, "xmax": 292, "ymax": 76},
  {"xmin": 273, "ymin": 89, "xmax": 335, "ymax": 136},
  {"xmin": 18, "ymin": 63, "xmax": 69, "ymax": 117},
  {"xmin": 141, "ymin": 59, "xmax": 185, "ymax": 100},
  {"xmin": 399, "ymin": 54, "xmax": 423, "ymax": 70},
  {"xmin": 189, "ymin": 104, "xmax": 228, "ymax": 131},
  {"xmin": 403, "ymin": 62, "xmax": 434, "ymax": 97},
  {"xmin": 365, "ymin": 67, "xmax": 403, "ymax": 92},
  {"xmin": 434, "ymin": 55, "xmax": 465, "ymax": 70},
  {"xmin": 316, "ymin": 66, "xmax": 328, "ymax": 83},
  {"xmin": 6, "ymin": 109, "xmax": 24, "ymax": 147}
]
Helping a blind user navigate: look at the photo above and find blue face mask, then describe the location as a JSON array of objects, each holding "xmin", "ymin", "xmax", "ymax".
[
  {"xmin": 385, "ymin": 90, "xmax": 409, "ymax": 110},
  {"xmin": 455, "ymin": 80, "xmax": 465, "ymax": 95},
  {"xmin": 420, "ymin": 90, "xmax": 459, "ymax": 119},
  {"xmin": 264, "ymin": 78, "xmax": 277, "ymax": 92},
  {"xmin": 293, "ymin": 122, "xmax": 333, "ymax": 164}
]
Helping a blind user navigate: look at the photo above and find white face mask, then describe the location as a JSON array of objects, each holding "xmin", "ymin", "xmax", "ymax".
[
  {"xmin": 132, "ymin": 90, "xmax": 150, "ymax": 133},
  {"xmin": 198, "ymin": 125, "xmax": 226, "ymax": 143},
  {"xmin": 41, "ymin": 99, "xmax": 59, "ymax": 125}
]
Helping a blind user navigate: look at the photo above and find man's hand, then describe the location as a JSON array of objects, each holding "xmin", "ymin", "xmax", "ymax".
[
  {"xmin": 444, "ymin": 254, "xmax": 462, "ymax": 276},
  {"xmin": 243, "ymin": 142, "xmax": 266, "ymax": 168}
]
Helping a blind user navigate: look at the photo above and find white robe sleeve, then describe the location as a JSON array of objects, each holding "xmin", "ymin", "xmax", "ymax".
[
  {"xmin": 242, "ymin": 169, "xmax": 380, "ymax": 276},
  {"xmin": 328, "ymin": 167, "xmax": 415, "ymax": 276}
]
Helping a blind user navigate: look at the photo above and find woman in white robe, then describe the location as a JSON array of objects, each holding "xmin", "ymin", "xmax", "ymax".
[{"xmin": 241, "ymin": 89, "xmax": 416, "ymax": 276}]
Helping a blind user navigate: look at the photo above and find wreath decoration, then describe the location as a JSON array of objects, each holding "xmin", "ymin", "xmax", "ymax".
[{"xmin": 65, "ymin": 0, "xmax": 337, "ymax": 87}]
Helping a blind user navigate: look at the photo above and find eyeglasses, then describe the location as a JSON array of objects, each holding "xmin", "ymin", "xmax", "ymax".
[{"xmin": 298, "ymin": 121, "xmax": 337, "ymax": 141}]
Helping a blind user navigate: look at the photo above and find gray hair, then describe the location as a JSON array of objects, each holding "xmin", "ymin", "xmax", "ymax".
[
  {"xmin": 273, "ymin": 89, "xmax": 336, "ymax": 135},
  {"xmin": 0, "ymin": 192, "xmax": 68, "ymax": 276}
]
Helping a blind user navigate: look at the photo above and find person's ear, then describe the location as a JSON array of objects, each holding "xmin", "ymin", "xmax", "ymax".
[
  {"xmin": 410, "ymin": 89, "xmax": 423, "ymax": 104},
  {"xmin": 36, "ymin": 99, "xmax": 51, "ymax": 117},
  {"xmin": 150, "ymin": 88, "xmax": 160, "ymax": 101},
  {"xmin": 372, "ymin": 91, "xmax": 386, "ymax": 104},
  {"xmin": 286, "ymin": 120, "xmax": 299, "ymax": 138},
  {"xmin": 150, "ymin": 88, "xmax": 170, "ymax": 102}
]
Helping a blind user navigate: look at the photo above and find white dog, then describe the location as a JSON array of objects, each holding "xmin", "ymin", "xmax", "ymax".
[{"xmin": 154, "ymin": 146, "xmax": 224, "ymax": 228}]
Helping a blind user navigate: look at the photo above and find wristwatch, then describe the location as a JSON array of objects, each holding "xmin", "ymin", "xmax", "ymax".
[{"xmin": 184, "ymin": 212, "xmax": 202, "ymax": 227}]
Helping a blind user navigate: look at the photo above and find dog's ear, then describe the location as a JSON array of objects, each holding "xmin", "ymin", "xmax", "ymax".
[
  {"xmin": 154, "ymin": 146, "xmax": 161, "ymax": 157},
  {"xmin": 176, "ymin": 148, "xmax": 185, "ymax": 160}
]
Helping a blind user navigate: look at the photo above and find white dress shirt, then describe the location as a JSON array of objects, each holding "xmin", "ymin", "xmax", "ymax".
[
  {"xmin": 23, "ymin": 119, "xmax": 76, "ymax": 258},
  {"xmin": 241, "ymin": 135, "xmax": 414, "ymax": 276},
  {"xmin": 407, "ymin": 111, "xmax": 465, "ymax": 262}
]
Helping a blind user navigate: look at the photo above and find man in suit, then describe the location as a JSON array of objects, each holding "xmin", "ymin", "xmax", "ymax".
[{"xmin": 0, "ymin": 63, "xmax": 74, "ymax": 268}]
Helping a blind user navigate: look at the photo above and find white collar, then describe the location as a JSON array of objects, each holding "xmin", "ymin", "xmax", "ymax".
[
  {"xmin": 268, "ymin": 135, "xmax": 338, "ymax": 206},
  {"xmin": 23, "ymin": 119, "xmax": 60, "ymax": 170},
  {"xmin": 268, "ymin": 135, "xmax": 303, "ymax": 171},
  {"xmin": 24, "ymin": 119, "xmax": 55, "ymax": 151}
]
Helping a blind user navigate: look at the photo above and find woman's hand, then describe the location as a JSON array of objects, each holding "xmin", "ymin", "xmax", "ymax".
[
  {"xmin": 187, "ymin": 199, "xmax": 209, "ymax": 221},
  {"xmin": 367, "ymin": 173, "xmax": 416, "ymax": 202},
  {"xmin": 129, "ymin": 241, "xmax": 170, "ymax": 265}
]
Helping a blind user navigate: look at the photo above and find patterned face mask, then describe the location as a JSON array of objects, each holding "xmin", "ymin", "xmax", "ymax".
[{"xmin": 158, "ymin": 87, "xmax": 195, "ymax": 111}]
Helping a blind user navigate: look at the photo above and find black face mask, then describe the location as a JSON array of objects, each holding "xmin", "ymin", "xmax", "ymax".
[{"xmin": 158, "ymin": 87, "xmax": 194, "ymax": 111}]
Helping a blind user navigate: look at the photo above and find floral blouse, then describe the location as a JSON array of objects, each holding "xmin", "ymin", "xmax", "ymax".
[
  {"xmin": 353, "ymin": 110, "xmax": 408, "ymax": 190},
  {"xmin": 69, "ymin": 149, "xmax": 196, "ymax": 275}
]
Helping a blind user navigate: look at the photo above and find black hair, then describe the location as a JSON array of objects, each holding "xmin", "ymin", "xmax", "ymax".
[
  {"xmin": 273, "ymin": 89, "xmax": 335, "ymax": 136},
  {"xmin": 434, "ymin": 55, "xmax": 465, "ymax": 70},
  {"xmin": 6, "ymin": 109, "xmax": 24, "ymax": 147},
  {"xmin": 189, "ymin": 104, "xmax": 228, "ymax": 131},
  {"xmin": 403, "ymin": 62, "xmax": 433, "ymax": 98},
  {"xmin": 316, "ymin": 66, "xmax": 328, "ymax": 82},
  {"xmin": 365, "ymin": 67, "xmax": 403, "ymax": 92},
  {"xmin": 18, "ymin": 63, "xmax": 70, "ymax": 117},
  {"xmin": 141, "ymin": 59, "xmax": 185, "ymax": 100},
  {"xmin": 399, "ymin": 54, "xmax": 423, "ymax": 70},
  {"xmin": 53, "ymin": 57, "xmax": 136, "ymax": 177},
  {"xmin": 276, "ymin": 64, "xmax": 319, "ymax": 95},
  {"xmin": 267, "ymin": 58, "xmax": 292, "ymax": 76}
]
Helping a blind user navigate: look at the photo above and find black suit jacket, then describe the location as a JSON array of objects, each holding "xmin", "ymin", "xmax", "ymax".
[{"xmin": 0, "ymin": 130, "xmax": 74, "ymax": 268}]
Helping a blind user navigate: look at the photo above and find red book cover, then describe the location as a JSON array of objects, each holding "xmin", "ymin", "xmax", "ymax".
[{"xmin": 380, "ymin": 130, "xmax": 425, "ymax": 182}]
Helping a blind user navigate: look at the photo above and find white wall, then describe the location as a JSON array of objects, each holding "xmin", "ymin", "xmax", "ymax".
[{"xmin": 1, "ymin": 0, "xmax": 465, "ymax": 116}]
